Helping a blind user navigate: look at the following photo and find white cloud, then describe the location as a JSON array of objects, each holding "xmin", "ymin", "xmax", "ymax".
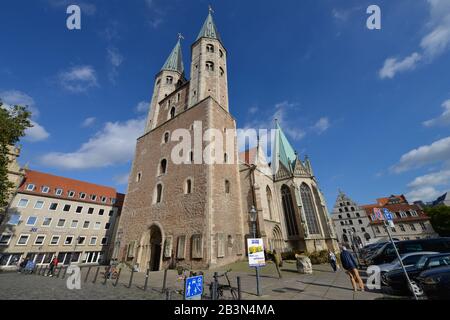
[
  {"xmin": 1, "ymin": 90, "xmax": 50, "ymax": 142},
  {"xmin": 24, "ymin": 121, "xmax": 50, "ymax": 142},
  {"xmin": 82, "ymin": 117, "xmax": 96, "ymax": 128},
  {"xmin": 332, "ymin": 7, "xmax": 361, "ymax": 22},
  {"xmin": 392, "ymin": 136, "xmax": 450, "ymax": 173},
  {"xmin": 107, "ymin": 47, "xmax": 124, "ymax": 68},
  {"xmin": 113, "ymin": 173, "xmax": 130, "ymax": 186},
  {"xmin": 379, "ymin": 0, "xmax": 450, "ymax": 79},
  {"xmin": 423, "ymin": 99, "xmax": 450, "ymax": 127},
  {"xmin": 312, "ymin": 117, "xmax": 330, "ymax": 134},
  {"xmin": 248, "ymin": 106, "xmax": 259, "ymax": 115},
  {"xmin": 135, "ymin": 101, "xmax": 149, "ymax": 113},
  {"xmin": 408, "ymin": 170, "xmax": 450, "ymax": 188},
  {"xmin": 379, "ymin": 53, "xmax": 422, "ymax": 79},
  {"xmin": 406, "ymin": 186, "xmax": 442, "ymax": 202},
  {"xmin": 40, "ymin": 118, "xmax": 145, "ymax": 170},
  {"xmin": 58, "ymin": 66, "xmax": 98, "ymax": 93}
]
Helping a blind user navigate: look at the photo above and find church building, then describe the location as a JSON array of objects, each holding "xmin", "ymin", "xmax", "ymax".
[{"xmin": 117, "ymin": 10, "xmax": 338, "ymax": 271}]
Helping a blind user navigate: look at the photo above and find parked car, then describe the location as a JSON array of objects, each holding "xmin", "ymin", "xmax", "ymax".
[
  {"xmin": 416, "ymin": 265, "xmax": 450, "ymax": 300},
  {"xmin": 361, "ymin": 242, "xmax": 392, "ymax": 265},
  {"xmin": 378, "ymin": 251, "xmax": 438, "ymax": 284},
  {"xmin": 383, "ymin": 253, "xmax": 450, "ymax": 296},
  {"xmin": 367, "ymin": 238, "xmax": 450, "ymax": 266}
]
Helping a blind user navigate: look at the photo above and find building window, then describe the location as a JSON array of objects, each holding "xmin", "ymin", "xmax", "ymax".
[
  {"xmin": 0, "ymin": 234, "xmax": 12, "ymax": 246},
  {"xmin": 68, "ymin": 191, "xmax": 75, "ymax": 198},
  {"xmin": 219, "ymin": 49, "xmax": 223, "ymax": 57},
  {"xmin": 17, "ymin": 199, "xmax": 29, "ymax": 208},
  {"xmin": 163, "ymin": 132, "xmax": 170, "ymax": 144},
  {"xmin": 410, "ymin": 224, "xmax": 417, "ymax": 231},
  {"xmin": 281, "ymin": 185, "xmax": 299, "ymax": 237},
  {"xmin": 400, "ymin": 211, "xmax": 407, "ymax": 218},
  {"xmin": 50, "ymin": 236, "xmax": 60, "ymax": 246},
  {"xmin": 166, "ymin": 76, "xmax": 173, "ymax": 84},
  {"xmin": 76, "ymin": 206, "xmax": 83, "ymax": 214},
  {"xmin": 90, "ymin": 195, "xmax": 97, "ymax": 201},
  {"xmin": 34, "ymin": 235, "xmax": 46, "ymax": 246},
  {"xmin": 351, "ymin": 207, "xmax": 355, "ymax": 211},
  {"xmin": 101, "ymin": 196, "xmax": 107, "ymax": 203},
  {"xmin": 64, "ymin": 236, "xmax": 74, "ymax": 245},
  {"xmin": 99, "ymin": 209, "xmax": 105, "ymax": 216},
  {"xmin": 225, "ymin": 180, "xmax": 230, "ymax": 194},
  {"xmin": 55, "ymin": 189, "xmax": 63, "ymax": 196},
  {"xmin": 206, "ymin": 61, "xmax": 214, "ymax": 72},
  {"xmin": 185, "ymin": 179, "xmax": 192, "ymax": 194},
  {"xmin": 88, "ymin": 208, "xmax": 94, "ymax": 214},
  {"xmin": 190, "ymin": 151, "xmax": 194, "ymax": 163},
  {"xmin": 78, "ymin": 237, "xmax": 86, "ymax": 245},
  {"xmin": 356, "ymin": 212, "xmax": 360, "ymax": 217},
  {"xmin": 191, "ymin": 234, "xmax": 203, "ymax": 259},
  {"xmin": 361, "ymin": 227, "xmax": 366, "ymax": 232},
  {"xmin": 80, "ymin": 193, "xmax": 87, "ymax": 200},
  {"xmin": 177, "ymin": 236, "xmax": 186, "ymax": 259},
  {"xmin": 26, "ymin": 184, "xmax": 35, "ymax": 191},
  {"xmin": 206, "ymin": 44, "xmax": 215, "ymax": 53},
  {"xmin": 400, "ymin": 224, "xmax": 406, "ymax": 232},
  {"xmin": 63, "ymin": 204, "xmax": 71, "ymax": 212},
  {"xmin": 101, "ymin": 237, "xmax": 108, "ymax": 245},
  {"xmin": 89, "ymin": 237, "xmax": 97, "ymax": 245},
  {"xmin": 94, "ymin": 222, "xmax": 101, "ymax": 230},
  {"xmin": 338, "ymin": 215, "xmax": 342, "ymax": 219},
  {"xmin": 220, "ymin": 67, "xmax": 224, "ymax": 76},
  {"xmin": 40, "ymin": 186, "xmax": 49, "ymax": 193},
  {"xmin": 17, "ymin": 234, "xmax": 30, "ymax": 246},
  {"xmin": 34, "ymin": 200, "xmax": 44, "ymax": 210},
  {"xmin": 109, "ymin": 210, "xmax": 114, "ymax": 217},
  {"xmin": 155, "ymin": 184, "xmax": 163, "ymax": 204},
  {"xmin": 105, "ymin": 223, "xmax": 111, "ymax": 230},
  {"xmin": 7, "ymin": 214, "xmax": 21, "ymax": 226},
  {"xmin": 300, "ymin": 183, "xmax": 321, "ymax": 235},
  {"xmin": 358, "ymin": 219, "xmax": 363, "ymax": 225},
  {"xmin": 71, "ymin": 220, "xmax": 79, "ymax": 228},
  {"xmin": 49, "ymin": 203, "xmax": 58, "ymax": 211},
  {"xmin": 170, "ymin": 107, "xmax": 176, "ymax": 119},
  {"xmin": 339, "ymin": 208, "xmax": 343, "ymax": 213},
  {"xmin": 340, "ymin": 221, "xmax": 344, "ymax": 226},
  {"xmin": 57, "ymin": 219, "xmax": 66, "ymax": 228},
  {"xmin": 420, "ymin": 222, "xmax": 427, "ymax": 231},
  {"xmin": 160, "ymin": 159, "xmax": 168, "ymax": 175},
  {"xmin": 410, "ymin": 210, "xmax": 418, "ymax": 217},
  {"xmin": 136, "ymin": 172, "xmax": 142, "ymax": 183},
  {"xmin": 42, "ymin": 217, "xmax": 52, "ymax": 227},
  {"xmin": 83, "ymin": 221, "xmax": 90, "ymax": 229},
  {"xmin": 26, "ymin": 216, "xmax": 37, "ymax": 226}
]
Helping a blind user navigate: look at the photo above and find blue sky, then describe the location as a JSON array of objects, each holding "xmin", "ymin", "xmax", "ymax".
[{"xmin": 1, "ymin": 0, "xmax": 450, "ymax": 210}]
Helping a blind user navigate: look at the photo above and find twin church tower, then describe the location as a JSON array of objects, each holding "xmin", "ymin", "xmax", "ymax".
[{"xmin": 117, "ymin": 9, "xmax": 338, "ymax": 271}]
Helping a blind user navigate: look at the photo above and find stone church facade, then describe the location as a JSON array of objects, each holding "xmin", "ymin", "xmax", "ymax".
[{"xmin": 117, "ymin": 11, "xmax": 338, "ymax": 271}]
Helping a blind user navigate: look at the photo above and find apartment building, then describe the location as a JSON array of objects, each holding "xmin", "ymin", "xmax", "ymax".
[{"xmin": 0, "ymin": 170, "xmax": 124, "ymax": 269}]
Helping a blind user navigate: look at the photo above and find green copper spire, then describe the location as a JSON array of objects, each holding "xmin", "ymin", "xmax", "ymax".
[
  {"xmin": 274, "ymin": 121, "xmax": 298, "ymax": 170},
  {"xmin": 196, "ymin": 6, "xmax": 222, "ymax": 42},
  {"xmin": 161, "ymin": 35, "xmax": 184, "ymax": 74}
]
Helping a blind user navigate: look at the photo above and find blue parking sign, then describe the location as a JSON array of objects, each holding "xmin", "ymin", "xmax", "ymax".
[
  {"xmin": 382, "ymin": 208, "xmax": 393, "ymax": 221},
  {"xmin": 185, "ymin": 275, "xmax": 203, "ymax": 300}
]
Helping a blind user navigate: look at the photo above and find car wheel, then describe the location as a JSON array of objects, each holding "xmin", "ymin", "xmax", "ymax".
[{"xmin": 409, "ymin": 280, "xmax": 424, "ymax": 297}]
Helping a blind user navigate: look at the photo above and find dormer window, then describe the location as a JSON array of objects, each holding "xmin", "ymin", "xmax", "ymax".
[
  {"xmin": 80, "ymin": 193, "xmax": 87, "ymax": 200},
  {"xmin": 101, "ymin": 196, "xmax": 107, "ymax": 203},
  {"xmin": 41, "ymin": 186, "xmax": 50, "ymax": 194},
  {"xmin": 68, "ymin": 191, "xmax": 75, "ymax": 198},
  {"xmin": 166, "ymin": 76, "xmax": 173, "ymax": 84},
  {"xmin": 55, "ymin": 189, "xmax": 63, "ymax": 196},
  {"xmin": 26, "ymin": 184, "xmax": 35, "ymax": 191},
  {"xmin": 90, "ymin": 195, "xmax": 97, "ymax": 201},
  {"xmin": 206, "ymin": 44, "xmax": 215, "ymax": 53},
  {"xmin": 206, "ymin": 61, "xmax": 214, "ymax": 72}
]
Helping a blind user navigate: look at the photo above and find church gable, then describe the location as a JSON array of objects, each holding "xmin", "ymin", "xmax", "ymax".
[
  {"xmin": 274, "ymin": 161, "xmax": 292, "ymax": 180},
  {"xmin": 293, "ymin": 158, "xmax": 310, "ymax": 177}
]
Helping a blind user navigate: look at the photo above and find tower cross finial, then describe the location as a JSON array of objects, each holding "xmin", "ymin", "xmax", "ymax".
[
  {"xmin": 208, "ymin": 5, "xmax": 214, "ymax": 14},
  {"xmin": 177, "ymin": 33, "xmax": 184, "ymax": 41}
]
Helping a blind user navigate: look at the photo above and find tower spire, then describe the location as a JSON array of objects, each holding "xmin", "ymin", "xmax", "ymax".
[
  {"xmin": 161, "ymin": 35, "xmax": 184, "ymax": 74},
  {"xmin": 196, "ymin": 6, "xmax": 222, "ymax": 42}
]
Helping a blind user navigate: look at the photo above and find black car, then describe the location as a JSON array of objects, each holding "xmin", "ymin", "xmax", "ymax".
[
  {"xmin": 367, "ymin": 238, "xmax": 450, "ymax": 265},
  {"xmin": 384, "ymin": 253, "xmax": 450, "ymax": 296},
  {"xmin": 416, "ymin": 265, "xmax": 450, "ymax": 300}
]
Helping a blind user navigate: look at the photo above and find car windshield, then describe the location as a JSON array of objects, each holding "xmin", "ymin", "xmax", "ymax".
[{"xmin": 415, "ymin": 255, "xmax": 429, "ymax": 269}]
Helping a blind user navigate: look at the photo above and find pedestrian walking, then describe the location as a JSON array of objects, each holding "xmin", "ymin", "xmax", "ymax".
[
  {"xmin": 328, "ymin": 251, "xmax": 337, "ymax": 272},
  {"xmin": 47, "ymin": 256, "xmax": 59, "ymax": 277},
  {"xmin": 340, "ymin": 246, "xmax": 365, "ymax": 291},
  {"xmin": 17, "ymin": 258, "xmax": 28, "ymax": 273},
  {"xmin": 272, "ymin": 249, "xmax": 283, "ymax": 279},
  {"xmin": 24, "ymin": 259, "xmax": 36, "ymax": 275}
]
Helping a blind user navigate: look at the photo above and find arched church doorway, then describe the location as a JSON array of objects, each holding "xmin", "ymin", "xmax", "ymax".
[
  {"xmin": 271, "ymin": 225, "xmax": 284, "ymax": 252},
  {"xmin": 149, "ymin": 225, "xmax": 162, "ymax": 271}
]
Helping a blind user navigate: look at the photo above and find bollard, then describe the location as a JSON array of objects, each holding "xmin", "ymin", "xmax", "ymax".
[
  {"xmin": 128, "ymin": 268, "xmax": 135, "ymax": 288},
  {"xmin": 143, "ymin": 269, "xmax": 150, "ymax": 291},
  {"xmin": 237, "ymin": 276, "xmax": 242, "ymax": 300},
  {"xmin": 42, "ymin": 266, "xmax": 48, "ymax": 276},
  {"xmin": 212, "ymin": 272, "xmax": 218, "ymax": 300},
  {"xmin": 92, "ymin": 267, "xmax": 100, "ymax": 284},
  {"xmin": 84, "ymin": 266, "xmax": 92, "ymax": 283},
  {"xmin": 103, "ymin": 269, "xmax": 108, "ymax": 285},
  {"xmin": 166, "ymin": 290, "xmax": 171, "ymax": 300},
  {"xmin": 57, "ymin": 266, "xmax": 63, "ymax": 278},
  {"xmin": 162, "ymin": 269, "xmax": 168, "ymax": 292},
  {"xmin": 113, "ymin": 268, "xmax": 121, "ymax": 287},
  {"xmin": 38, "ymin": 265, "xmax": 43, "ymax": 276},
  {"xmin": 183, "ymin": 277, "xmax": 186, "ymax": 301},
  {"xmin": 62, "ymin": 266, "xmax": 68, "ymax": 279}
]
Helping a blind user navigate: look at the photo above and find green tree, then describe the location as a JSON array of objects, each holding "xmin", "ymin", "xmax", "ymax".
[
  {"xmin": 424, "ymin": 206, "xmax": 450, "ymax": 237},
  {"xmin": 0, "ymin": 101, "xmax": 32, "ymax": 211}
]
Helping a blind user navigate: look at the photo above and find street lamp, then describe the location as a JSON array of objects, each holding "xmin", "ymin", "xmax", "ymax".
[{"xmin": 249, "ymin": 206, "xmax": 261, "ymax": 296}]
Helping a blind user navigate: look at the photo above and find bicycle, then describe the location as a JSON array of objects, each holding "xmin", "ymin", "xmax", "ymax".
[
  {"xmin": 209, "ymin": 269, "xmax": 238, "ymax": 300},
  {"xmin": 102, "ymin": 265, "xmax": 119, "ymax": 280}
]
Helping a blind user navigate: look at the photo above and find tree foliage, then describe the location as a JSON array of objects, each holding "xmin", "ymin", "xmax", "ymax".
[
  {"xmin": 0, "ymin": 101, "xmax": 32, "ymax": 210},
  {"xmin": 424, "ymin": 206, "xmax": 450, "ymax": 237}
]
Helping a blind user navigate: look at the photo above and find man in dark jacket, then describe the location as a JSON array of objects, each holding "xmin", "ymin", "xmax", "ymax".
[{"xmin": 340, "ymin": 246, "xmax": 365, "ymax": 291}]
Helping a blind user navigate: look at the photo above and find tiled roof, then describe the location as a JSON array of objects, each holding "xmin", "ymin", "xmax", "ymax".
[
  {"xmin": 161, "ymin": 38, "xmax": 184, "ymax": 74},
  {"xmin": 18, "ymin": 169, "xmax": 124, "ymax": 206},
  {"xmin": 362, "ymin": 202, "xmax": 430, "ymax": 225},
  {"xmin": 196, "ymin": 11, "xmax": 222, "ymax": 43},
  {"xmin": 376, "ymin": 195, "xmax": 407, "ymax": 206}
]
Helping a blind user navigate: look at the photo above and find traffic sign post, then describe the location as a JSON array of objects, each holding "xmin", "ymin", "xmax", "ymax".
[
  {"xmin": 185, "ymin": 275, "xmax": 203, "ymax": 300},
  {"xmin": 374, "ymin": 208, "xmax": 418, "ymax": 300}
]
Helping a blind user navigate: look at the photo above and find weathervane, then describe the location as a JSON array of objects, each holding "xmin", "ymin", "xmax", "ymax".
[
  {"xmin": 209, "ymin": 5, "xmax": 214, "ymax": 14},
  {"xmin": 177, "ymin": 33, "xmax": 184, "ymax": 41}
]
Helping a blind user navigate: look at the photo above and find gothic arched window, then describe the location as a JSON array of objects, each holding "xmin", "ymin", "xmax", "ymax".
[
  {"xmin": 300, "ymin": 183, "xmax": 321, "ymax": 235},
  {"xmin": 155, "ymin": 184, "xmax": 163, "ymax": 204},
  {"xmin": 163, "ymin": 132, "xmax": 170, "ymax": 144},
  {"xmin": 166, "ymin": 76, "xmax": 173, "ymax": 84},
  {"xmin": 281, "ymin": 185, "xmax": 299, "ymax": 237},
  {"xmin": 160, "ymin": 159, "xmax": 167, "ymax": 175},
  {"xmin": 170, "ymin": 107, "xmax": 176, "ymax": 119},
  {"xmin": 206, "ymin": 44, "xmax": 214, "ymax": 53},
  {"xmin": 266, "ymin": 186, "xmax": 274, "ymax": 221}
]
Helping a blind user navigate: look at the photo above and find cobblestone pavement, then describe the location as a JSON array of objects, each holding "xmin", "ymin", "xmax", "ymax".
[{"xmin": 0, "ymin": 261, "xmax": 408, "ymax": 300}]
